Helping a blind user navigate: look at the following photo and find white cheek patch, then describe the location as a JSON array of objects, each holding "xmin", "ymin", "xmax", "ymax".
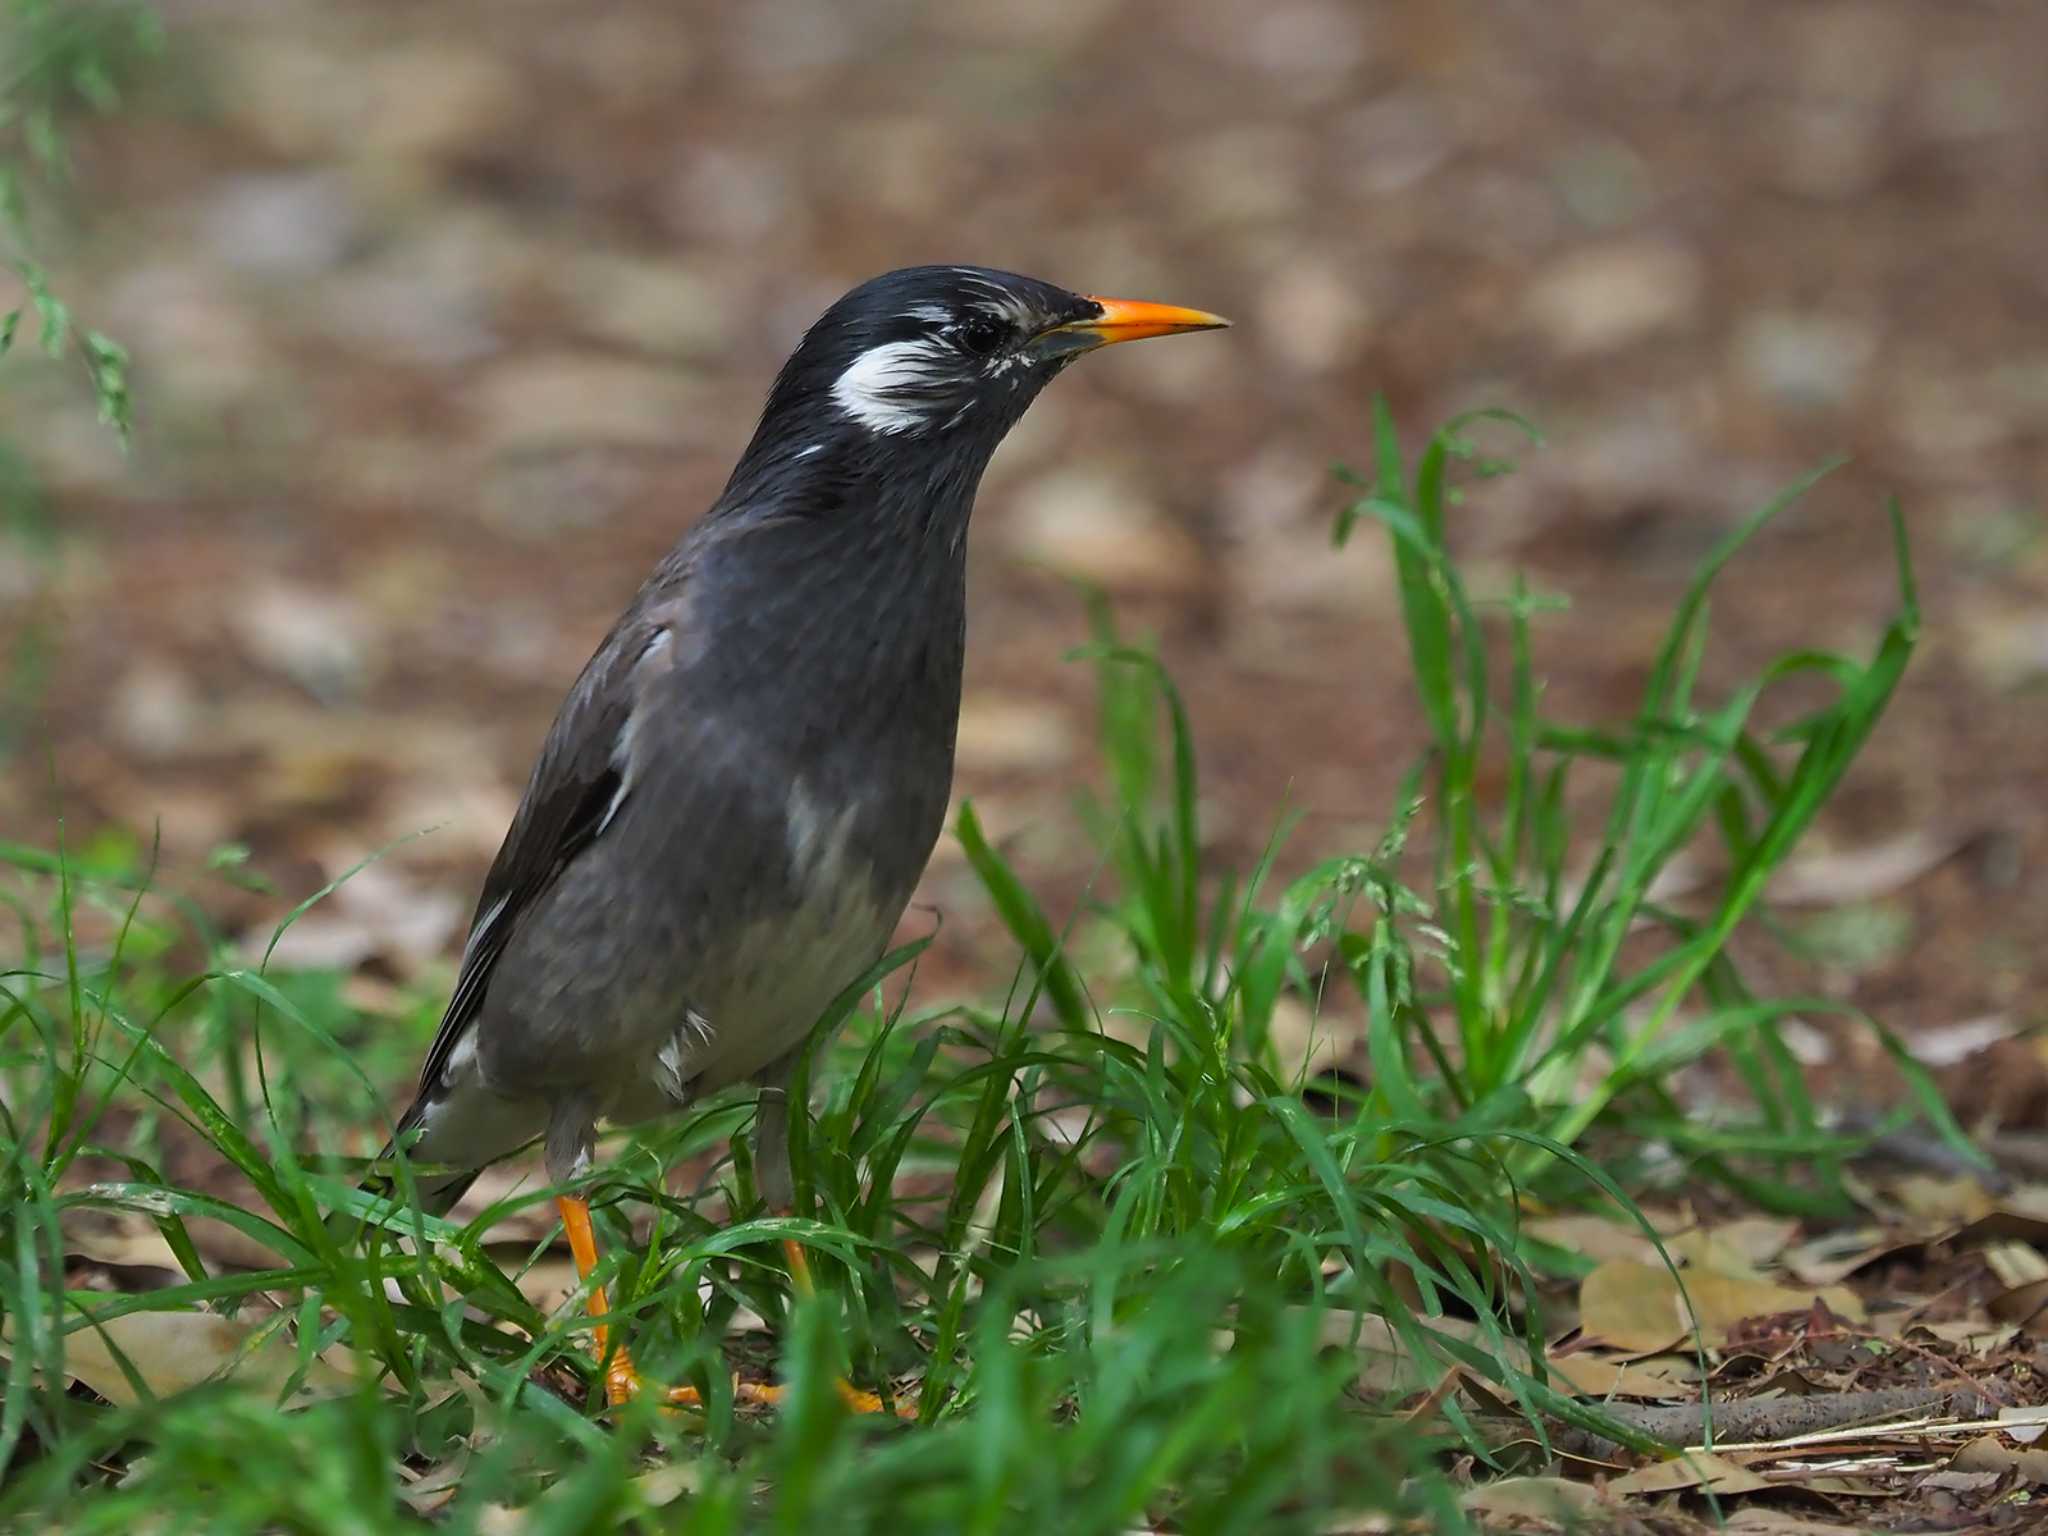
[{"xmin": 831, "ymin": 337, "xmax": 954, "ymax": 435}]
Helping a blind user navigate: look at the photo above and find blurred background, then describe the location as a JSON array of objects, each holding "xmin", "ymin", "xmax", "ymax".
[{"xmin": 3, "ymin": 0, "xmax": 2045, "ymax": 1096}]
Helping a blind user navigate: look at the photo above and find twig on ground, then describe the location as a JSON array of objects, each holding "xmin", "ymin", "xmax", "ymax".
[{"xmin": 1550, "ymin": 1385, "xmax": 2002, "ymax": 1463}]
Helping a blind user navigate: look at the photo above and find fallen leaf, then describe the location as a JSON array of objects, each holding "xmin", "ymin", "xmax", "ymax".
[
  {"xmin": 1524, "ymin": 1213, "xmax": 1663, "ymax": 1266},
  {"xmin": 230, "ymin": 581, "xmax": 375, "ymax": 700},
  {"xmin": 1700, "ymin": 1217, "xmax": 1802, "ymax": 1270},
  {"xmin": 1892, "ymin": 1175, "xmax": 1996, "ymax": 1225},
  {"xmin": 1988, "ymin": 1277, "xmax": 2048, "ymax": 1334},
  {"xmin": 398, "ymin": 1457, "xmax": 470, "ymax": 1515},
  {"xmin": 630, "ymin": 1461, "xmax": 704, "ymax": 1508},
  {"xmin": 1955, "ymin": 1184, "xmax": 2048, "ymax": 1247},
  {"xmin": 59, "ymin": 1214, "xmax": 195, "ymax": 1276},
  {"xmin": 1609, "ymin": 1451, "xmax": 1773, "ymax": 1495},
  {"xmin": 1723, "ymin": 1513, "xmax": 1880, "ymax": 1536},
  {"xmin": 1984, "ymin": 1240, "xmax": 2048, "ymax": 1289},
  {"xmin": 1908, "ymin": 1318, "xmax": 2017, "ymax": 1352},
  {"xmin": 1458, "ymin": 1477, "xmax": 1602, "ymax": 1521},
  {"xmin": 1955, "ymin": 1431, "xmax": 2048, "ymax": 1484},
  {"xmin": 1909, "ymin": 1014, "xmax": 2018, "ymax": 1068},
  {"xmin": 2000, "ymin": 1405, "xmax": 2048, "ymax": 1444},
  {"xmin": 1548, "ymin": 1352, "xmax": 1692, "ymax": 1400},
  {"xmin": 5, "ymin": 1309, "xmax": 356, "ymax": 1407},
  {"xmin": 1781, "ymin": 1226, "xmax": 1912, "ymax": 1286},
  {"xmin": 1768, "ymin": 827, "xmax": 1968, "ymax": 906},
  {"xmin": 1919, "ymin": 1468, "xmax": 2003, "ymax": 1493},
  {"xmin": 1666, "ymin": 1221, "xmax": 1793, "ymax": 1281},
  {"xmin": 1579, "ymin": 1260, "xmax": 1864, "ymax": 1354},
  {"xmin": 250, "ymin": 859, "xmax": 463, "ymax": 975}
]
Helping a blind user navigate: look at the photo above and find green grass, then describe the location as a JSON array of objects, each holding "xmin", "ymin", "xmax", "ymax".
[
  {"xmin": 0, "ymin": 0, "xmax": 162, "ymax": 441},
  {"xmin": 0, "ymin": 413, "xmax": 1965, "ymax": 1532}
]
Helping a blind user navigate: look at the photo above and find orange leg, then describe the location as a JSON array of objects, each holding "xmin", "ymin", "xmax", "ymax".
[
  {"xmin": 558, "ymin": 1194, "xmax": 771, "ymax": 1410},
  {"xmin": 557, "ymin": 1197, "xmax": 906, "ymax": 1416},
  {"xmin": 778, "ymin": 1237, "xmax": 910, "ymax": 1416}
]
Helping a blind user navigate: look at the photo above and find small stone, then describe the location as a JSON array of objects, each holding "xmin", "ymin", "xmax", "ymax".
[
  {"xmin": 253, "ymin": 860, "xmax": 464, "ymax": 975},
  {"xmin": 1000, "ymin": 466, "xmax": 1205, "ymax": 592},
  {"xmin": 108, "ymin": 662, "xmax": 205, "ymax": 758},
  {"xmin": 955, "ymin": 694, "xmax": 1075, "ymax": 774},
  {"xmin": 558, "ymin": 253, "xmax": 728, "ymax": 359},
  {"xmin": 1523, "ymin": 239, "xmax": 1702, "ymax": 356},
  {"xmin": 224, "ymin": 38, "xmax": 523, "ymax": 169},
  {"xmin": 1553, "ymin": 137, "xmax": 1652, "ymax": 230},
  {"xmin": 481, "ymin": 448, "xmax": 649, "ymax": 538},
  {"xmin": 1219, "ymin": 447, "xmax": 1392, "ymax": 614},
  {"xmin": 308, "ymin": 265, "xmax": 500, "ymax": 367},
  {"xmin": 1918, "ymin": 51, "xmax": 2022, "ymax": 141},
  {"xmin": 204, "ymin": 172, "xmax": 359, "ymax": 277},
  {"xmin": 1175, "ymin": 127, "xmax": 1308, "ymax": 230},
  {"xmin": 1238, "ymin": 0, "xmax": 1370, "ymax": 101},
  {"xmin": 1889, "ymin": 373, "xmax": 2014, "ymax": 461},
  {"xmin": 937, "ymin": 0, "xmax": 1116, "ymax": 46},
  {"xmin": 104, "ymin": 262, "xmax": 271, "ymax": 410},
  {"xmin": 470, "ymin": 352, "xmax": 707, "ymax": 453},
  {"xmin": 355, "ymin": 43, "xmax": 527, "ymax": 168},
  {"xmin": 1336, "ymin": 91, "xmax": 1453, "ymax": 198},
  {"xmin": 1960, "ymin": 604, "xmax": 2048, "ymax": 691},
  {"xmin": 1733, "ymin": 311, "xmax": 1877, "ymax": 408},
  {"xmin": 1256, "ymin": 258, "xmax": 1369, "ymax": 376},
  {"xmin": 663, "ymin": 146, "xmax": 807, "ymax": 245},
  {"xmin": 231, "ymin": 583, "xmax": 373, "ymax": 702},
  {"xmin": 1768, "ymin": 104, "xmax": 1885, "ymax": 201}
]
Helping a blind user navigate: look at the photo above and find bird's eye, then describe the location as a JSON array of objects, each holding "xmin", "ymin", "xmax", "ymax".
[{"xmin": 957, "ymin": 313, "xmax": 1008, "ymax": 357}]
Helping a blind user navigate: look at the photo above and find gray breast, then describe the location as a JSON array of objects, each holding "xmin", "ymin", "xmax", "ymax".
[{"xmin": 668, "ymin": 774, "xmax": 906, "ymax": 1098}]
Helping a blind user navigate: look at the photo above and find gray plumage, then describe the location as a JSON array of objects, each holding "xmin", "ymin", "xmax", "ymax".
[{"xmin": 361, "ymin": 266, "xmax": 1225, "ymax": 1224}]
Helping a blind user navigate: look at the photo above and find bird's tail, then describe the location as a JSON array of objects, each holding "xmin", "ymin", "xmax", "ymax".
[{"xmin": 324, "ymin": 1099, "xmax": 479, "ymax": 1244}]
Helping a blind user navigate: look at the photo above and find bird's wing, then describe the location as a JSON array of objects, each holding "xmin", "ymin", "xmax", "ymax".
[{"xmin": 412, "ymin": 588, "xmax": 689, "ymax": 1100}]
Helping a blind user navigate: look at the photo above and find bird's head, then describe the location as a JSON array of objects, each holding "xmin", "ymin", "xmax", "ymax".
[{"xmin": 728, "ymin": 265, "xmax": 1227, "ymax": 514}]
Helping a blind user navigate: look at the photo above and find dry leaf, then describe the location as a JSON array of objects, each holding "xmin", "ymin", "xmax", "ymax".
[
  {"xmin": 1523, "ymin": 1213, "xmax": 1662, "ymax": 1267},
  {"xmin": 1609, "ymin": 1451, "xmax": 1773, "ymax": 1495},
  {"xmin": 1955, "ymin": 1431, "xmax": 2048, "ymax": 1484},
  {"xmin": 1909, "ymin": 1014, "xmax": 2018, "ymax": 1068},
  {"xmin": 59, "ymin": 1215, "xmax": 195, "ymax": 1275},
  {"xmin": 2000, "ymin": 1405, "xmax": 2048, "ymax": 1444},
  {"xmin": 1892, "ymin": 1175, "xmax": 1997, "ymax": 1225},
  {"xmin": 250, "ymin": 860, "xmax": 463, "ymax": 975},
  {"xmin": 1908, "ymin": 1318, "xmax": 2017, "ymax": 1352},
  {"xmin": 1919, "ymin": 1468, "xmax": 2003, "ymax": 1493},
  {"xmin": 1723, "ymin": 1512, "xmax": 1884, "ymax": 1536},
  {"xmin": 1579, "ymin": 1260, "xmax": 1863, "ymax": 1353},
  {"xmin": 397, "ymin": 1457, "xmax": 471, "ymax": 1516},
  {"xmin": 1767, "ymin": 827, "xmax": 1967, "ymax": 906},
  {"xmin": 1955, "ymin": 1183, "xmax": 2048, "ymax": 1247},
  {"xmin": 1458, "ymin": 1477, "xmax": 1602, "ymax": 1521},
  {"xmin": 5, "ymin": 1310, "xmax": 356, "ymax": 1408},
  {"xmin": 1988, "ymin": 1277, "xmax": 2048, "ymax": 1334},
  {"xmin": 1699, "ymin": 1217, "xmax": 1801, "ymax": 1269},
  {"xmin": 1781, "ymin": 1226, "xmax": 1912, "ymax": 1286},
  {"xmin": 630, "ymin": 1462, "xmax": 704, "ymax": 1508},
  {"xmin": 1984, "ymin": 1240, "xmax": 2048, "ymax": 1289},
  {"xmin": 1548, "ymin": 1353, "xmax": 1692, "ymax": 1400}
]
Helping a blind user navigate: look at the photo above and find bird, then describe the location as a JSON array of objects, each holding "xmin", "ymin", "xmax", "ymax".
[{"xmin": 350, "ymin": 265, "xmax": 1229, "ymax": 1412}]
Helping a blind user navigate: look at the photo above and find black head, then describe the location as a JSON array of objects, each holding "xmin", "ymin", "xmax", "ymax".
[{"xmin": 722, "ymin": 265, "xmax": 1228, "ymax": 516}]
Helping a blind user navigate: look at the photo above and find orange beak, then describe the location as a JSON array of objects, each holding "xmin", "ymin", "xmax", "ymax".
[{"xmin": 1036, "ymin": 296, "xmax": 1232, "ymax": 355}]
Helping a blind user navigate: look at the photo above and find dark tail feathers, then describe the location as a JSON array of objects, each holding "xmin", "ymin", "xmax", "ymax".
[{"xmin": 324, "ymin": 1101, "xmax": 480, "ymax": 1243}]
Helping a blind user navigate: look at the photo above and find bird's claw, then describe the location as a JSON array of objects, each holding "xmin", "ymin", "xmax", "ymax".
[{"xmin": 603, "ymin": 1358, "xmax": 909, "ymax": 1417}]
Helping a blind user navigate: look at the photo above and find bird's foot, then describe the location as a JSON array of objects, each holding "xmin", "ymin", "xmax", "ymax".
[
  {"xmin": 560, "ymin": 1195, "xmax": 909, "ymax": 1418},
  {"xmin": 601, "ymin": 1349, "xmax": 908, "ymax": 1416}
]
